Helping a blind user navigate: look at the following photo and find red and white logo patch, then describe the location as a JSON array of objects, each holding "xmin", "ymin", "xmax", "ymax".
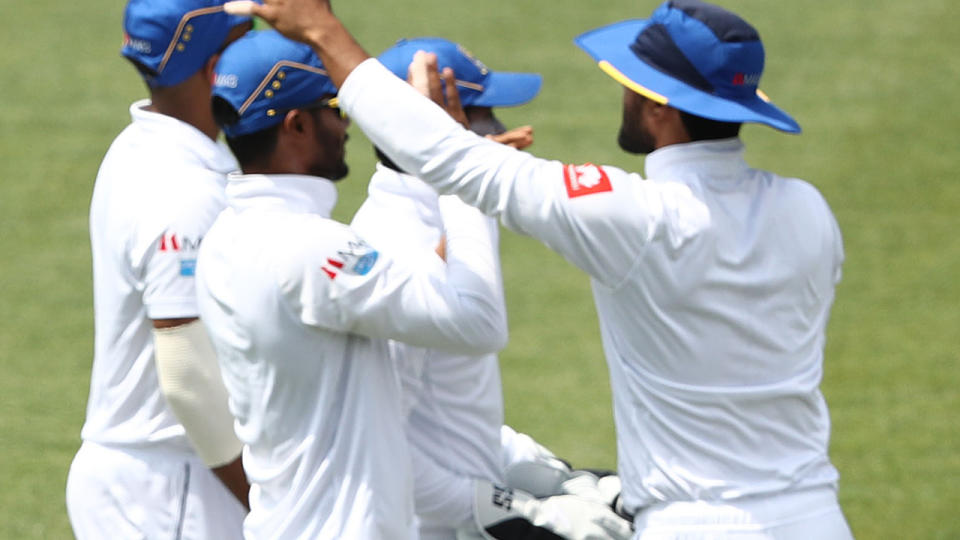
[{"xmin": 563, "ymin": 163, "xmax": 612, "ymax": 198}]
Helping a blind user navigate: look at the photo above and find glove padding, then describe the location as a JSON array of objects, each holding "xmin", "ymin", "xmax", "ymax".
[
  {"xmin": 504, "ymin": 460, "xmax": 572, "ymax": 498},
  {"xmin": 561, "ymin": 471, "xmax": 632, "ymax": 523},
  {"xmin": 457, "ymin": 480, "xmax": 633, "ymax": 540}
]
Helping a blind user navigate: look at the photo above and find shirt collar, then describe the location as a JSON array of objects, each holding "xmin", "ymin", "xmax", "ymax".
[
  {"xmin": 225, "ymin": 173, "xmax": 338, "ymax": 217},
  {"xmin": 369, "ymin": 163, "xmax": 438, "ymax": 205},
  {"xmin": 644, "ymin": 138, "xmax": 748, "ymax": 181},
  {"xmin": 129, "ymin": 99, "xmax": 238, "ymax": 175}
]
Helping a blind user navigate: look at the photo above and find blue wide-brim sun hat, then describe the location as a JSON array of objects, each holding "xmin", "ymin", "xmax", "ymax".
[
  {"xmin": 574, "ymin": 0, "xmax": 800, "ymax": 133},
  {"xmin": 378, "ymin": 37, "xmax": 542, "ymax": 108},
  {"xmin": 213, "ymin": 30, "xmax": 339, "ymax": 138}
]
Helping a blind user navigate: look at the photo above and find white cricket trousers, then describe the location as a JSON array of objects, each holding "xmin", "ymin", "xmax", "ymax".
[
  {"xmin": 632, "ymin": 486, "xmax": 854, "ymax": 539},
  {"xmin": 66, "ymin": 441, "xmax": 246, "ymax": 539}
]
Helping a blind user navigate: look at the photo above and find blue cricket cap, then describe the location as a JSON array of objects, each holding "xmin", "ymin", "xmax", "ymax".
[
  {"xmin": 378, "ymin": 37, "xmax": 542, "ymax": 107},
  {"xmin": 574, "ymin": 0, "xmax": 800, "ymax": 133},
  {"xmin": 121, "ymin": 0, "xmax": 250, "ymax": 88},
  {"xmin": 212, "ymin": 30, "xmax": 338, "ymax": 138}
]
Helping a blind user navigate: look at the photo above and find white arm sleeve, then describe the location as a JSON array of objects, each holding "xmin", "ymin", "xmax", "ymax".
[
  {"xmin": 340, "ymin": 59, "xmax": 710, "ymax": 287},
  {"xmin": 410, "ymin": 443, "xmax": 475, "ymax": 529},
  {"xmin": 154, "ymin": 319, "xmax": 243, "ymax": 467}
]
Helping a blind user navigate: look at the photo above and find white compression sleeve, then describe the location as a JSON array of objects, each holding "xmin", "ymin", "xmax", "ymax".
[{"xmin": 154, "ymin": 319, "xmax": 243, "ymax": 467}]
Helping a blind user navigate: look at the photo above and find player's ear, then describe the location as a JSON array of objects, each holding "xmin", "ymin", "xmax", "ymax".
[
  {"xmin": 282, "ymin": 109, "xmax": 310, "ymax": 136},
  {"xmin": 203, "ymin": 54, "xmax": 220, "ymax": 86}
]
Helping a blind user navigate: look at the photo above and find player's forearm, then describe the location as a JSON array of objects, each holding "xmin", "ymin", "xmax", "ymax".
[
  {"xmin": 304, "ymin": 17, "xmax": 369, "ymax": 89},
  {"xmin": 436, "ymin": 195, "xmax": 507, "ymax": 353},
  {"xmin": 153, "ymin": 320, "xmax": 248, "ymax": 506},
  {"xmin": 339, "ymin": 60, "xmax": 524, "ymax": 213}
]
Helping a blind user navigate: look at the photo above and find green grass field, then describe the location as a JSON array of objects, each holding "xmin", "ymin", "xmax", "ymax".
[{"xmin": 1, "ymin": 0, "xmax": 958, "ymax": 537}]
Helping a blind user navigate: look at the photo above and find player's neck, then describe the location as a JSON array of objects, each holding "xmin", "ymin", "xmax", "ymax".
[{"xmin": 147, "ymin": 75, "xmax": 220, "ymax": 141}]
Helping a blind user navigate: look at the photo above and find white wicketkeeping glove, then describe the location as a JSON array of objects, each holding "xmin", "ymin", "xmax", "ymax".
[
  {"xmin": 504, "ymin": 460, "xmax": 573, "ymax": 498},
  {"xmin": 455, "ymin": 480, "xmax": 634, "ymax": 540},
  {"xmin": 561, "ymin": 471, "xmax": 632, "ymax": 523}
]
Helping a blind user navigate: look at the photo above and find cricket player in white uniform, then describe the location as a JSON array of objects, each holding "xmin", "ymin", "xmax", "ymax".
[
  {"xmin": 66, "ymin": 1, "xmax": 252, "ymax": 538},
  {"xmin": 356, "ymin": 37, "xmax": 631, "ymax": 540},
  {"xmin": 236, "ymin": 0, "xmax": 856, "ymax": 537},
  {"xmin": 199, "ymin": 30, "xmax": 507, "ymax": 539},
  {"xmin": 202, "ymin": 29, "xmax": 630, "ymax": 540}
]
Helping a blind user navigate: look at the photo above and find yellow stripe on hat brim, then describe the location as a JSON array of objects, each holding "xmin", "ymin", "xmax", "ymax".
[
  {"xmin": 598, "ymin": 60, "xmax": 668, "ymax": 105},
  {"xmin": 598, "ymin": 60, "xmax": 774, "ymax": 107}
]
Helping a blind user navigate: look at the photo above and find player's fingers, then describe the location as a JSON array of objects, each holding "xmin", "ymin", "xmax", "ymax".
[
  {"xmin": 423, "ymin": 54, "xmax": 444, "ymax": 106},
  {"xmin": 487, "ymin": 126, "xmax": 534, "ymax": 149},
  {"xmin": 224, "ymin": 0, "xmax": 259, "ymax": 16},
  {"xmin": 441, "ymin": 68, "xmax": 469, "ymax": 127},
  {"xmin": 408, "ymin": 51, "xmax": 438, "ymax": 103}
]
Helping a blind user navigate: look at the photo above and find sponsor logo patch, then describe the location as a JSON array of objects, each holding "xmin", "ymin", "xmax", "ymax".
[
  {"xmin": 563, "ymin": 163, "xmax": 613, "ymax": 198},
  {"xmin": 179, "ymin": 259, "xmax": 197, "ymax": 277},
  {"xmin": 123, "ymin": 33, "xmax": 152, "ymax": 54},
  {"xmin": 732, "ymin": 72, "xmax": 761, "ymax": 86},
  {"xmin": 491, "ymin": 485, "xmax": 514, "ymax": 511},
  {"xmin": 158, "ymin": 231, "xmax": 202, "ymax": 278},
  {"xmin": 214, "ymin": 73, "xmax": 239, "ymax": 89},
  {"xmin": 322, "ymin": 238, "xmax": 379, "ymax": 280}
]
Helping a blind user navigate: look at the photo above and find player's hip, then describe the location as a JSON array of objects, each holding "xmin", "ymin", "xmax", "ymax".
[{"xmin": 631, "ymin": 486, "xmax": 853, "ymax": 540}]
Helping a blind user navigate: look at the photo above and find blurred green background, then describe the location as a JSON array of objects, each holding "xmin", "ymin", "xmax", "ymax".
[{"xmin": 1, "ymin": 0, "xmax": 957, "ymax": 537}]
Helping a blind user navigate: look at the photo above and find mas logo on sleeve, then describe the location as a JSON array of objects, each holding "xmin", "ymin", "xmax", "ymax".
[
  {"xmin": 322, "ymin": 238, "xmax": 379, "ymax": 280},
  {"xmin": 157, "ymin": 231, "xmax": 202, "ymax": 277},
  {"xmin": 563, "ymin": 163, "xmax": 613, "ymax": 198}
]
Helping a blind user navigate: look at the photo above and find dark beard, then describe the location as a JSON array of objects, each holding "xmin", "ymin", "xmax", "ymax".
[
  {"xmin": 314, "ymin": 161, "xmax": 348, "ymax": 182},
  {"xmin": 617, "ymin": 124, "xmax": 655, "ymax": 155}
]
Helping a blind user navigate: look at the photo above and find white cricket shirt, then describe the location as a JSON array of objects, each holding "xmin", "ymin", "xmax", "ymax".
[
  {"xmin": 81, "ymin": 100, "xmax": 235, "ymax": 451},
  {"xmin": 196, "ymin": 173, "xmax": 507, "ymax": 539},
  {"xmin": 340, "ymin": 60, "xmax": 845, "ymax": 514},
  {"xmin": 352, "ymin": 165, "xmax": 505, "ymax": 538}
]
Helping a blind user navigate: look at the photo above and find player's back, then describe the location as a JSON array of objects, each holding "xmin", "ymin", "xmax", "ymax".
[
  {"xmin": 82, "ymin": 100, "xmax": 232, "ymax": 451},
  {"xmin": 596, "ymin": 138, "xmax": 845, "ymax": 508},
  {"xmin": 196, "ymin": 175, "xmax": 417, "ymax": 539}
]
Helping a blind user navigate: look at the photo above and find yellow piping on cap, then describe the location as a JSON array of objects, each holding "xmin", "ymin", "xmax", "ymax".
[{"xmin": 598, "ymin": 60, "xmax": 668, "ymax": 105}]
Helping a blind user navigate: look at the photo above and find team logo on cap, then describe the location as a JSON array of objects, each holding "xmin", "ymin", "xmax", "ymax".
[
  {"xmin": 457, "ymin": 45, "xmax": 490, "ymax": 75},
  {"xmin": 563, "ymin": 163, "xmax": 613, "ymax": 198},
  {"xmin": 732, "ymin": 72, "xmax": 761, "ymax": 86},
  {"xmin": 123, "ymin": 32, "xmax": 152, "ymax": 54},
  {"xmin": 214, "ymin": 73, "xmax": 239, "ymax": 89}
]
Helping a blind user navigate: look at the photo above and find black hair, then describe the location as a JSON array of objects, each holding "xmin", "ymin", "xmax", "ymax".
[
  {"xmin": 212, "ymin": 96, "xmax": 281, "ymax": 171},
  {"xmin": 678, "ymin": 110, "xmax": 742, "ymax": 141},
  {"xmin": 373, "ymin": 146, "xmax": 407, "ymax": 174}
]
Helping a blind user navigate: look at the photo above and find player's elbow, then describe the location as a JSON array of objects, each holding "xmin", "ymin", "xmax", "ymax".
[{"xmin": 453, "ymin": 302, "xmax": 509, "ymax": 355}]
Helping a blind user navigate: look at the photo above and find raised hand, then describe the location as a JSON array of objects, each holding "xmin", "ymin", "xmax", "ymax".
[
  {"xmin": 225, "ymin": 0, "xmax": 369, "ymax": 88},
  {"xmin": 487, "ymin": 126, "xmax": 534, "ymax": 150},
  {"xmin": 407, "ymin": 51, "xmax": 470, "ymax": 128}
]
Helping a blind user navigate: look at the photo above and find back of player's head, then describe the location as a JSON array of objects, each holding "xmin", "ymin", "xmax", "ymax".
[
  {"xmin": 121, "ymin": 0, "xmax": 250, "ymax": 88},
  {"xmin": 378, "ymin": 37, "xmax": 542, "ymax": 108}
]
